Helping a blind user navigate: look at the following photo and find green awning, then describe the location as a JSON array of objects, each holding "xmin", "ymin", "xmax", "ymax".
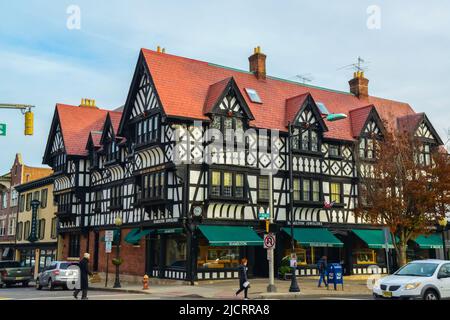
[
  {"xmin": 282, "ymin": 228, "xmax": 344, "ymax": 248},
  {"xmin": 124, "ymin": 228, "xmax": 153, "ymax": 245},
  {"xmin": 157, "ymin": 228, "xmax": 184, "ymax": 235},
  {"xmin": 101, "ymin": 230, "xmax": 120, "ymax": 243},
  {"xmin": 413, "ymin": 234, "xmax": 443, "ymax": 249},
  {"xmin": 198, "ymin": 225, "xmax": 263, "ymax": 246},
  {"xmin": 352, "ymin": 229, "xmax": 394, "ymax": 249}
]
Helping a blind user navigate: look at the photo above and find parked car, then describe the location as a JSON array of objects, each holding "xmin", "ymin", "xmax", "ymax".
[
  {"xmin": 36, "ymin": 261, "xmax": 79, "ymax": 291},
  {"xmin": 373, "ymin": 259, "xmax": 450, "ymax": 300},
  {"xmin": 0, "ymin": 261, "xmax": 33, "ymax": 288}
]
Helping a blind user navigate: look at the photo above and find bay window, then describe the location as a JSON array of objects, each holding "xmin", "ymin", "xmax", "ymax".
[
  {"xmin": 135, "ymin": 114, "xmax": 160, "ymax": 145},
  {"xmin": 293, "ymin": 178, "xmax": 321, "ymax": 203},
  {"xmin": 210, "ymin": 171, "xmax": 246, "ymax": 199}
]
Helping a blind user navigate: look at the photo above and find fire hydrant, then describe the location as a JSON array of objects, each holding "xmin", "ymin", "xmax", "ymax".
[{"xmin": 142, "ymin": 275, "xmax": 150, "ymax": 290}]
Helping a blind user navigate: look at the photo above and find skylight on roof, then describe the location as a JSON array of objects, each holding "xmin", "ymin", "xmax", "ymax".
[
  {"xmin": 245, "ymin": 88, "xmax": 262, "ymax": 104},
  {"xmin": 317, "ymin": 102, "xmax": 330, "ymax": 115}
]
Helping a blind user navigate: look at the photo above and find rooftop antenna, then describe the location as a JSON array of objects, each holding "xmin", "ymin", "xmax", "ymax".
[
  {"xmin": 337, "ymin": 56, "xmax": 370, "ymax": 73},
  {"xmin": 294, "ymin": 73, "xmax": 314, "ymax": 84}
]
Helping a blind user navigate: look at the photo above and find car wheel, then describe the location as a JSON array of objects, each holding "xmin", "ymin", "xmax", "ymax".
[
  {"xmin": 47, "ymin": 279, "xmax": 54, "ymax": 291},
  {"xmin": 423, "ymin": 289, "xmax": 440, "ymax": 300},
  {"xmin": 36, "ymin": 279, "xmax": 42, "ymax": 290}
]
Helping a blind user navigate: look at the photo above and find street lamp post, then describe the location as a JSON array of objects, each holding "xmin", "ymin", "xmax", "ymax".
[
  {"xmin": 113, "ymin": 216, "xmax": 123, "ymax": 288},
  {"xmin": 439, "ymin": 218, "xmax": 448, "ymax": 260},
  {"xmin": 287, "ymin": 113, "xmax": 347, "ymax": 293}
]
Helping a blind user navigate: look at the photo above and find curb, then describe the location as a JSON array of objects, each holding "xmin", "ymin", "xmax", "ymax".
[{"xmin": 89, "ymin": 286, "xmax": 152, "ymax": 295}]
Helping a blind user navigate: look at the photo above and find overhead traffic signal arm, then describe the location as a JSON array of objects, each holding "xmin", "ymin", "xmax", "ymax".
[{"xmin": 0, "ymin": 104, "xmax": 35, "ymax": 136}]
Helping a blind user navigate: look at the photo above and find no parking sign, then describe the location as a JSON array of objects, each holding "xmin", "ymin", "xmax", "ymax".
[{"xmin": 264, "ymin": 233, "xmax": 276, "ymax": 249}]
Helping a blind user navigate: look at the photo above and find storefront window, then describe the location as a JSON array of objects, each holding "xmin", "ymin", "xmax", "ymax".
[
  {"xmin": 166, "ymin": 235, "xmax": 187, "ymax": 268},
  {"xmin": 197, "ymin": 239, "xmax": 240, "ymax": 269},
  {"xmin": 20, "ymin": 249, "xmax": 36, "ymax": 270},
  {"xmin": 353, "ymin": 249, "xmax": 377, "ymax": 265},
  {"xmin": 39, "ymin": 249, "xmax": 56, "ymax": 272}
]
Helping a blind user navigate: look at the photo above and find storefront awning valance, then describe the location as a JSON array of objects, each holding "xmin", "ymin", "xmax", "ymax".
[
  {"xmin": 283, "ymin": 228, "xmax": 344, "ymax": 248},
  {"xmin": 198, "ymin": 225, "xmax": 263, "ymax": 246},
  {"xmin": 413, "ymin": 234, "xmax": 443, "ymax": 249},
  {"xmin": 352, "ymin": 229, "xmax": 394, "ymax": 249},
  {"xmin": 124, "ymin": 228, "xmax": 153, "ymax": 245}
]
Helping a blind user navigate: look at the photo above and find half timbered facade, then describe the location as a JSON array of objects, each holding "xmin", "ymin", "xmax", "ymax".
[{"xmin": 42, "ymin": 47, "xmax": 446, "ymax": 281}]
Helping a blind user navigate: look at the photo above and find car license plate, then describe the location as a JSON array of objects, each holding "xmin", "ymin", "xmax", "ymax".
[
  {"xmin": 15, "ymin": 277, "xmax": 24, "ymax": 281},
  {"xmin": 382, "ymin": 291, "xmax": 392, "ymax": 298}
]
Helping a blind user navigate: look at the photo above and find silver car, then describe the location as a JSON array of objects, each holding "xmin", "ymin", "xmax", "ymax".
[{"xmin": 36, "ymin": 261, "xmax": 79, "ymax": 290}]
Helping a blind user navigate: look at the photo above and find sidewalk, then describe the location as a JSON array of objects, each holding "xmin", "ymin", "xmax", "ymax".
[{"xmin": 89, "ymin": 276, "xmax": 374, "ymax": 300}]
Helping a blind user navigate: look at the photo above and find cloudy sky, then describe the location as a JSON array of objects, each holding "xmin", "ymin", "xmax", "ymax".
[{"xmin": 0, "ymin": 0, "xmax": 449, "ymax": 170}]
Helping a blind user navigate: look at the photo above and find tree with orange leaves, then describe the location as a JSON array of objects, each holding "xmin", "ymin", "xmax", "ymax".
[{"xmin": 356, "ymin": 129, "xmax": 450, "ymax": 267}]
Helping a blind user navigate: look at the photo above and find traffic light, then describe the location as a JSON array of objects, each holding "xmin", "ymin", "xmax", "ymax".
[{"xmin": 24, "ymin": 111, "xmax": 34, "ymax": 136}]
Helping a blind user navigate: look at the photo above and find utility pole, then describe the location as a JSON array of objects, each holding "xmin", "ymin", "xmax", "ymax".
[
  {"xmin": 0, "ymin": 104, "xmax": 36, "ymax": 136},
  {"xmin": 267, "ymin": 171, "xmax": 276, "ymax": 292}
]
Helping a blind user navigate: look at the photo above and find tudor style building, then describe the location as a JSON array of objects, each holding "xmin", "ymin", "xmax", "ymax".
[{"xmin": 42, "ymin": 47, "xmax": 446, "ymax": 281}]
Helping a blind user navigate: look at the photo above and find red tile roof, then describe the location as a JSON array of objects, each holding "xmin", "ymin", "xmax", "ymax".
[
  {"xmin": 349, "ymin": 105, "xmax": 374, "ymax": 137},
  {"xmin": 57, "ymin": 104, "xmax": 113, "ymax": 156},
  {"xmin": 142, "ymin": 48, "xmax": 417, "ymax": 141},
  {"xmin": 285, "ymin": 93, "xmax": 310, "ymax": 127},
  {"xmin": 397, "ymin": 113, "xmax": 424, "ymax": 133},
  {"xmin": 203, "ymin": 77, "xmax": 232, "ymax": 114}
]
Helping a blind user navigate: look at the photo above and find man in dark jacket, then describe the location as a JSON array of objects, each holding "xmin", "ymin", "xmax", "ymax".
[
  {"xmin": 235, "ymin": 258, "xmax": 250, "ymax": 300},
  {"xmin": 317, "ymin": 256, "xmax": 328, "ymax": 288},
  {"xmin": 74, "ymin": 253, "xmax": 93, "ymax": 300}
]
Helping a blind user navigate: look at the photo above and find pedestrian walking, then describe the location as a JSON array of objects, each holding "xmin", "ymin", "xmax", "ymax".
[
  {"xmin": 235, "ymin": 258, "xmax": 250, "ymax": 300},
  {"xmin": 74, "ymin": 253, "xmax": 93, "ymax": 300},
  {"xmin": 317, "ymin": 256, "xmax": 328, "ymax": 288}
]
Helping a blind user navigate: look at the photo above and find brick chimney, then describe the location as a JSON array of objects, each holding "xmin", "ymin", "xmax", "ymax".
[
  {"xmin": 249, "ymin": 46, "xmax": 266, "ymax": 80},
  {"xmin": 349, "ymin": 71, "xmax": 369, "ymax": 99}
]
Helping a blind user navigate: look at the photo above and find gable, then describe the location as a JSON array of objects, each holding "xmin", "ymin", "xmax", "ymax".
[
  {"xmin": 415, "ymin": 122, "xmax": 434, "ymax": 140},
  {"xmin": 291, "ymin": 94, "xmax": 328, "ymax": 132},
  {"xmin": 363, "ymin": 120, "xmax": 381, "ymax": 136},
  {"xmin": 204, "ymin": 77, "xmax": 254, "ymax": 120},
  {"xmin": 51, "ymin": 124, "xmax": 65, "ymax": 154}
]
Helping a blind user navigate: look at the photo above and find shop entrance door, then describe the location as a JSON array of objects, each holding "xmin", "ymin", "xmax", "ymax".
[{"xmin": 252, "ymin": 246, "xmax": 269, "ymax": 278}]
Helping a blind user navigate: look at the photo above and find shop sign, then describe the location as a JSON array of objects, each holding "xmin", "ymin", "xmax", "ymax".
[
  {"xmin": 152, "ymin": 218, "xmax": 179, "ymax": 224},
  {"xmin": 290, "ymin": 221, "xmax": 323, "ymax": 227}
]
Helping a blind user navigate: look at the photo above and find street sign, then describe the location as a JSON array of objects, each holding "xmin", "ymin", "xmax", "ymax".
[
  {"xmin": 264, "ymin": 233, "xmax": 276, "ymax": 249},
  {"xmin": 105, "ymin": 241, "xmax": 112, "ymax": 254},
  {"xmin": 259, "ymin": 212, "xmax": 270, "ymax": 220},
  {"xmin": 105, "ymin": 230, "xmax": 114, "ymax": 242},
  {"xmin": 0, "ymin": 123, "xmax": 6, "ymax": 136}
]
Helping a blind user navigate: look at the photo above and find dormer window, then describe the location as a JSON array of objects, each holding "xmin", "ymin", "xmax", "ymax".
[
  {"xmin": 106, "ymin": 139, "xmax": 119, "ymax": 162},
  {"xmin": 359, "ymin": 137, "xmax": 375, "ymax": 159},
  {"xmin": 210, "ymin": 115, "xmax": 245, "ymax": 144},
  {"xmin": 293, "ymin": 127, "xmax": 320, "ymax": 153}
]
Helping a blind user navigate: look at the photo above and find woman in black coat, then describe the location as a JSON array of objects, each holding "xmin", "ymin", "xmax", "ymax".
[
  {"xmin": 74, "ymin": 253, "xmax": 93, "ymax": 300},
  {"xmin": 235, "ymin": 258, "xmax": 250, "ymax": 299}
]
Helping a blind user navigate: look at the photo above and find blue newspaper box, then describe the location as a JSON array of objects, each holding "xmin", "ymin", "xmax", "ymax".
[{"xmin": 327, "ymin": 263, "xmax": 344, "ymax": 290}]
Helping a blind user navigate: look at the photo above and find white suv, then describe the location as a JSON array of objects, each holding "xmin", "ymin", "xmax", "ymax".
[{"xmin": 373, "ymin": 259, "xmax": 450, "ymax": 300}]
